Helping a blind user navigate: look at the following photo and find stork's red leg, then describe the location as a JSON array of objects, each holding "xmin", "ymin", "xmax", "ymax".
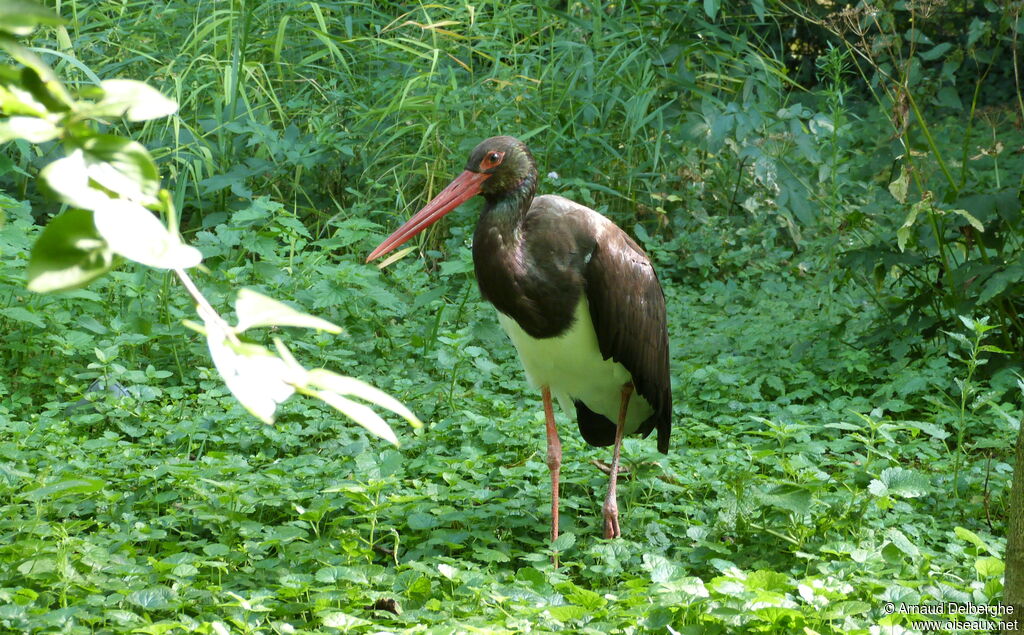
[
  {"xmin": 603, "ymin": 383, "xmax": 633, "ymax": 539},
  {"xmin": 542, "ymin": 386, "xmax": 561, "ymax": 544}
]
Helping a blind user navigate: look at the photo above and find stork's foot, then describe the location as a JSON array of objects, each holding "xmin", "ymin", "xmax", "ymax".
[{"xmin": 602, "ymin": 495, "xmax": 620, "ymax": 539}]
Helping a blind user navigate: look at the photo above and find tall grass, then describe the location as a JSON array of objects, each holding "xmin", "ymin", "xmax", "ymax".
[{"xmin": 14, "ymin": 1, "xmax": 791, "ymax": 252}]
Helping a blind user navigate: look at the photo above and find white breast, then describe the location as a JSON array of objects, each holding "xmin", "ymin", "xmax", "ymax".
[{"xmin": 496, "ymin": 297, "xmax": 653, "ymax": 433}]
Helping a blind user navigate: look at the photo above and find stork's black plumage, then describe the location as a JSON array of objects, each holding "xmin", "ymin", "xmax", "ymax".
[{"xmin": 367, "ymin": 136, "xmax": 671, "ymax": 541}]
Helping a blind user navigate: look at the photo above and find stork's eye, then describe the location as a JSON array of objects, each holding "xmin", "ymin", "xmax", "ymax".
[{"xmin": 480, "ymin": 150, "xmax": 505, "ymax": 170}]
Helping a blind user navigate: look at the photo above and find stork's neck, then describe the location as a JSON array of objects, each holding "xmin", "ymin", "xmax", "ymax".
[{"xmin": 478, "ymin": 172, "xmax": 538, "ymax": 241}]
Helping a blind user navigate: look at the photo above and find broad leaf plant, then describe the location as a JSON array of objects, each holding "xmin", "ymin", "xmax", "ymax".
[{"xmin": 0, "ymin": 0, "xmax": 420, "ymax": 442}]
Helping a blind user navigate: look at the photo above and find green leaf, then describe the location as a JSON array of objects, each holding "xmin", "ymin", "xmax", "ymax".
[
  {"xmin": 0, "ymin": 1, "xmax": 63, "ymax": 37},
  {"xmin": 0, "ymin": 37, "xmax": 72, "ymax": 112},
  {"xmin": 38, "ymin": 150, "xmax": 101, "ymax": 209},
  {"xmin": 954, "ymin": 526, "xmax": 1000, "ymax": 556},
  {"xmin": 306, "ymin": 368, "xmax": 422, "ymax": 428},
  {"xmin": 234, "ymin": 288, "xmax": 341, "ymax": 333},
  {"xmin": 19, "ymin": 62, "xmax": 70, "ymax": 112},
  {"xmin": 646, "ymin": 606, "xmax": 674, "ymax": 630},
  {"xmin": 978, "ymin": 344, "xmax": 1011, "ymax": 355},
  {"xmin": 900, "ymin": 420, "xmax": 950, "ymax": 441},
  {"xmin": 40, "ymin": 138, "xmax": 162, "ymax": 209},
  {"xmin": 81, "ymin": 135, "xmax": 161, "ymax": 205},
  {"xmin": 946, "ymin": 208, "xmax": 984, "ymax": 232},
  {"xmin": 889, "ymin": 169, "xmax": 909, "ymax": 204},
  {"xmin": 702, "ymin": 0, "xmax": 719, "ymax": 20},
  {"xmin": 0, "ymin": 72, "xmax": 49, "ymax": 116},
  {"xmin": 0, "ymin": 305, "xmax": 43, "ymax": 327},
  {"xmin": 92, "ymin": 199, "xmax": 201, "ymax": 269},
  {"xmin": 563, "ymin": 585, "xmax": 606, "ymax": 610},
  {"xmin": 550, "ymin": 531, "xmax": 576, "ymax": 552},
  {"xmin": 407, "ymin": 512, "xmax": 438, "ymax": 530},
  {"xmin": 27, "ymin": 208, "xmax": 115, "ymax": 293},
  {"xmin": 0, "ymin": 114, "xmax": 58, "ymax": 142},
  {"xmin": 202, "ymin": 308, "xmax": 297, "ymax": 424},
  {"xmin": 126, "ymin": 588, "xmax": 175, "ymax": 610},
  {"xmin": 751, "ymin": 0, "xmax": 765, "ymax": 20},
  {"xmin": 903, "ymin": 27, "xmax": 933, "ymax": 45},
  {"xmin": 885, "ymin": 528, "xmax": 920, "ymax": 558},
  {"xmin": 869, "ymin": 467, "xmax": 931, "ymax": 498},
  {"xmin": 17, "ymin": 557, "xmax": 56, "ymax": 576},
  {"xmin": 24, "ymin": 477, "xmax": 104, "ymax": 500},
  {"xmin": 975, "ymin": 556, "xmax": 1004, "ymax": 577},
  {"xmin": 94, "ymin": 79, "xmax": 177, "ymax": 121},
  {"xmin": 918, "ymin": 42, "xmax": 953, "ymax": 61},
  {"xmin": 896, "ymin": 202, "xmax": 924, "ymax": 252},
  {"xmin": 643, "ymin": 553, "xmax": 678, "ymax": 583},
  {"xmin": 978, "ymin": 264, "xmax": 1024, "ymax": 304},
  {"xmin": 760, "ymin": 485, "xmax": 812, "ymax": 515},
  {"xmin": 547, "ymin": 604, "xmax": 587, "ymax": 621}
]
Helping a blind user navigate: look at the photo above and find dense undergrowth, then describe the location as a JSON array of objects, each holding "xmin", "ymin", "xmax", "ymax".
[{"xmin": 1, "ymin": 0, "xmax": 1022, "ymax": 633}]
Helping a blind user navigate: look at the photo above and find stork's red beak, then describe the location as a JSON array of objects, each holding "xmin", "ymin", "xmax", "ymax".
[{"xmin": 366, "ymin": 170, "xmax": 490, "ymax": 263}]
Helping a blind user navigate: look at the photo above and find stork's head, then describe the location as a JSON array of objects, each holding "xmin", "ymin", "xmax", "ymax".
[{"xmin": 366, "ymin": 135, "xmax": 536, "ymax": 262}]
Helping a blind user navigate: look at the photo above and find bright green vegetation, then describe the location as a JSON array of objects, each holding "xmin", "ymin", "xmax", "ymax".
[{"xmin": 1, "ymin": 1, "xmax": 1021, "ymax": 633}]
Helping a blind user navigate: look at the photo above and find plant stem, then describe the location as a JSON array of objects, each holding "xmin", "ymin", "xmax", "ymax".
[{"xmin": 174, "ymin": 267, "xmax": 240, "ymax": 345}]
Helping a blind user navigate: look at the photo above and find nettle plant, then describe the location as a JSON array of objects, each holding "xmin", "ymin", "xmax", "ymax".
[{"xmin": 0, "ymin": 3, "xmax": 419, "ymax": 442}]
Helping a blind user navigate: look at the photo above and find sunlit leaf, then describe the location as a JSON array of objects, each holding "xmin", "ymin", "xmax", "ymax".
[
  {"xmin": 94, "ymin": 78, "xmax": 177, "ymax": 121},
  {"xmin": 19, "ymin": 62, "xmax": 70, "ymax": 112},
  {"xmin": 0, "ymin": 114, "xmax": 57, "ymax": 142},
  {"xmin": 0, "ymin": 36, "xmax": 72, "ymax": 113},
  {"xmin": 954, "ymin": 526, "xmax": 1000, "ymax": 556},
  {"xmin": 313, "ymin": 390, "xmax": 399, "ymax": 446},
  {"xmin": 899, "ymin": 420, "xmax": 950, "ymax": 440},
  {"xmin": 39, "ymin": 138, "xmax": 161, "ymax": 209},
  {"xmin": 27, "ymin": 208, "xmax": 114, "ymax": 293},
  {"xmin": 38, "ymin": 150, "xmax": 110, "ymax": 210},
  {"xmin": 82, "ymin": 135, "xmax": 160, "ymax": 205},
  {"xmin": 92, "ymin": 199, "xmax": 201, "ymax": 269},
  {"xmin": 896, "ymin": 202, "xmax": 923, "ymax": 252},
  {"xmin": 234, "ymin": 288, "xmax": 341, "ymax": 334},
  {"xmin": 201, "ymin": 307, "xmax": 297, "ymax": 424},
  {"xmin": 0, "ymin": 1, "xmax": 63, "ymax": 37},
  {"xmin": 0, "ymin": 75, "xmax": 48, "ymax": 116},
  {"xmin": 888, "ymin": 169, "xmax": 909, "ymax": 203},
  {"xmin": 306, "ymin": 368, "xmax": 421, "ymax": 428},
  {"xmin": 438, "ymin": 563, "xmax": 457, "ymax": 580},
  {"xmin": 125, "ymin": 588, "xmax": 175, "ymax": 610},
  {"xmin": 547, "ymin": 604, "xmax": 587, "ymax": 622},
  {"xmin": 375, "ymin": 245, "xmax": 416, "ymax": 268},
  {"xmin": 946, "ymin": 207, "xmax": 984, "ymax": 232},
  {"xmin": 885, "ymin": 528, "xmax": 919, "ymax": 558},
  {"xmin": 975, "ymin": 556, "xmax": 1003, "ymax": 577},
  {"xmin": 320, "ymin": 612, "xmax": 369, "ymax": 629},
  {"xmin": 869, "ymin": 467, "xmax": 931, "ymax": 499}
]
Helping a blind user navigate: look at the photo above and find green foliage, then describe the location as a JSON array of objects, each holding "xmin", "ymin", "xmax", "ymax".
[
  {"xmin": 785, "ymin": 0, "xmax": 1024, "ymax": 355},
  {"xmin": 0, "ymin": 0, "xmax": 1021, "ymax": 632},
  {"xmin": 0, "ymin": 0, "xmax": 419, "ymax": 439},
  {"xmin": 1, "ymin": 239, "xmax": 1018, "ymax": 631}
]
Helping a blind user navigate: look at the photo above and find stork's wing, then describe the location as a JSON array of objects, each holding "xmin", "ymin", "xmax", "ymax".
[{"xmin": 583, "ymin": 225, "xmax": 671, "ymax": 453}]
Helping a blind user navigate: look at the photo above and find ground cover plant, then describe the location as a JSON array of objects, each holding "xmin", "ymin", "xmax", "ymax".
[{"xmin": 0, "ymin": 0, "xmax": 1021, "ymax": 632}]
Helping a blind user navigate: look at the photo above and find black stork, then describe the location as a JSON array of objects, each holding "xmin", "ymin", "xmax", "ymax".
[{"xmin": 367, "ymin": 136, "xmax": 670, "ymax": 540}]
